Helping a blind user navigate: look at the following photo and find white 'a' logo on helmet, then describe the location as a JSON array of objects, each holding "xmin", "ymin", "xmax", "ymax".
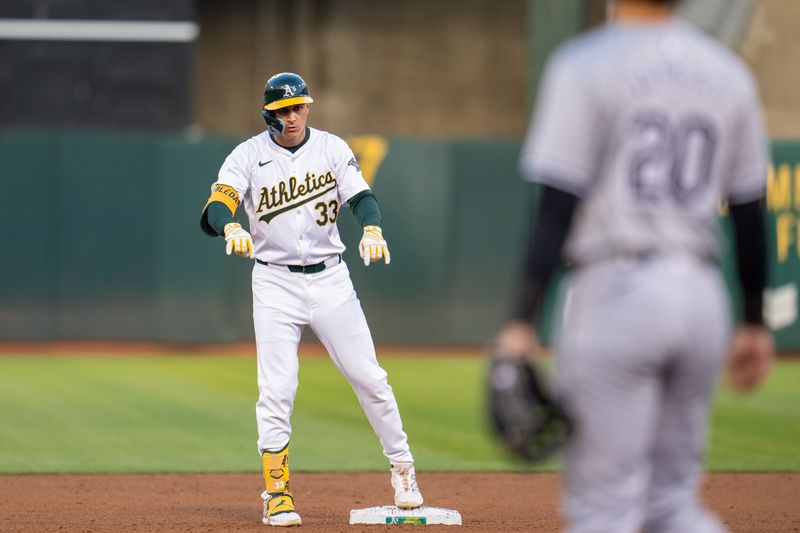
[{"xmin": 282, "ymin": 85, "xmax": 296, "ymax": 97}]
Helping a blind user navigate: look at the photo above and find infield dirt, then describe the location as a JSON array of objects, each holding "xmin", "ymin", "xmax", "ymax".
[{"xmin": 2, "ymin": 472, "xmax": 798, "ymax": 532}]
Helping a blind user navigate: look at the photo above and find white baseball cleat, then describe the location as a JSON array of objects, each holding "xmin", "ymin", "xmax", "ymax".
[
  {"xmin": 390, "ymin": 462, "xmax": 424, "ymax": 509},
  {"xmin": 261, "ymin": 491, "xmax": 302, "ymax": 527},
  {"xmin": 265, "ymin": 512, "xmax": 302, "ymax": 527}
]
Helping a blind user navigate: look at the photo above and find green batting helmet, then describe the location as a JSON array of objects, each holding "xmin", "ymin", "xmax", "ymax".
[{"xmin": 262, "ymin": 72, "xmax": 314, "ymax": 112}]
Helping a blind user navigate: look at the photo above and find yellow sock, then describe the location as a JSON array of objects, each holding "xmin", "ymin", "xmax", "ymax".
[
  {"xmin": 262, "ymin": 446, "xmax": 290, "ymax": 495},
  {"xmin": 262, "ymin": 446, "xmax": 297, "ymax": 517}
]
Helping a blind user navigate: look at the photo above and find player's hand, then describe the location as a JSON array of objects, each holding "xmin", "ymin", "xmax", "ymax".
[
  {"xmin": 726, "ymin": 324, "xmax": 774, "ymax": 393},
  {"xmin": 495, "ymin": 320, "xmax": 542, "ymax": 359},
  {"xmin": 359, "ymin": 225, "xmax": 390, "ymax": 266},
  {"xmin": 223, "ymin": 222, "xmax": 255, "ymax": 259}
]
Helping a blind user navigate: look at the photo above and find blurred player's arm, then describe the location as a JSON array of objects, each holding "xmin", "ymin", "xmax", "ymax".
[
  {"xmin": 496, "ymin": 184, "xmax": 579, "ymax": 357},
  {"xmin": 727, "ymin": 198, "xmax": 773, "ymax": 392},
  {"xmin": 497, "ymin": 45, "xmax": 595, "ymax": 356},
  {"xmin": 200, "ymin": 184, "xmax": 254, "ymax": 259},
  {"xmin": 730, "ymin": 199, "xmax": 767, "ymax": 325},
  {"xmin": 724, "ymin": 73, "xmax": 774, "ymax": 393},
  {"xmin": 349, "ymin": 189, "xmax": 390, "ymax": 266}
]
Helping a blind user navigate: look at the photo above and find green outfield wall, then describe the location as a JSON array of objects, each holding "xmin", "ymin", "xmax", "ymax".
[{"xmin": 2, "ymin": 131, "xmax": 799, "ymax": 348}]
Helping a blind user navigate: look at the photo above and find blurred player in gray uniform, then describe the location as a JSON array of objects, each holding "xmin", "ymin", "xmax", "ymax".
[{"xmin": 496, "ymin": 0, "xmax": 774, "ymax": 531}]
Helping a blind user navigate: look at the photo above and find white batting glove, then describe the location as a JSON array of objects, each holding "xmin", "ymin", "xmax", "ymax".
[
  {"xmin": 359, "ymin": 225, "xmax": 391, "ymax": 266},
  {"xmin": 223, "ymin": 222, "xmax": 255, "ymax": 259}
]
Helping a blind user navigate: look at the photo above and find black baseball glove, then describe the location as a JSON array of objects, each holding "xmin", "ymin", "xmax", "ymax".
[{"xmin": 488, "ymin": 355, "xmax": 574, "ymax": 463}]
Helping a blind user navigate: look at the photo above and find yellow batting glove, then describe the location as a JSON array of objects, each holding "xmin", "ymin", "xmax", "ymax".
[
  {"xmin": 223, "ymin": 222, "xmax": 255, "ymax": 259},
  {"xmin": 359, "ymin": 225, "xmax": 390, "ymax": 266}
]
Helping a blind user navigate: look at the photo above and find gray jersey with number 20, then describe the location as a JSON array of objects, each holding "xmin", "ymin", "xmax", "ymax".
[{"xmin": 521, "ymin": 20, "xmax": 768, "ymax": 265}]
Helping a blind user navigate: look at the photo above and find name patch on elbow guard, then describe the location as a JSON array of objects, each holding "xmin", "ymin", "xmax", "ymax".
[{"xmin": 207, "ymin": 184, "xmax": 240, "ymax": 214}]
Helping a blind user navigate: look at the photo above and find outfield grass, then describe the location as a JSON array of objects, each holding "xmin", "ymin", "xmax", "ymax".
[{"xmin": 0, "ymin": 353, "xmax": 797, "ymax": 473}]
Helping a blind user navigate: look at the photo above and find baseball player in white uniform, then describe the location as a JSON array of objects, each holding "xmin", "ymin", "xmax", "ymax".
[
  {"xmin": 496, "ymin": 1, "xmax": 774, "ymax": 532},
  {"xmin": 200, "ymin": 72, "xmax": 422, "ymax": 527}
]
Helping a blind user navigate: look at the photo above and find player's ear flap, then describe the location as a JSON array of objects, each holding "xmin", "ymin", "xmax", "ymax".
[{"xmin": 263, "ymin": 110, "xmax": 285, "ymax": 136}]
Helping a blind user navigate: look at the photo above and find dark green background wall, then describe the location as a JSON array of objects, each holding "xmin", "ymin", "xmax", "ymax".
[{"xmin": 2, "ymin": 131, "xmax": 798, "ymax": 347}]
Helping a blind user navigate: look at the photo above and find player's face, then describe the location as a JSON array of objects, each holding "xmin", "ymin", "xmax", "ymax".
[
  {"xmin": 608, "ymin": 0, "xmax": 674, "ymax": 21},
  {"xmin": 274, "ymin": 104, "xmax": 309, "ymax": 146}
]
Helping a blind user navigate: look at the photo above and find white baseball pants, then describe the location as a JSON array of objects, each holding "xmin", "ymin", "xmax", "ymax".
[{"xmin": 252, "ymin": 258, "xmax": 413, "ymax": 464}]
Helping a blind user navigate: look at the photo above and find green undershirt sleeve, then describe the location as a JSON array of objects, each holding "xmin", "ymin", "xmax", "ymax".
[
  {"xmin": 201, "ymin": 201, "xmax": 236, "ymax": 237},
  {"xmin": 348, "ymin": 190, "xmax": 382, "ymax": 227}
]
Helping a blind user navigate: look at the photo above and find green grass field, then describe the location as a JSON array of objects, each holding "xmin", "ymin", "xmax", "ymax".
[{"xmin": 0, "ymin": 353, "xmax": 797, "ymax": 474}]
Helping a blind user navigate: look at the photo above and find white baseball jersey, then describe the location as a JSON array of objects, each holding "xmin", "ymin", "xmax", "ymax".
[
  {"xmin": 213, "ymin": 127, "xmax": 370, "ymax": 265},
  {"xmin": 521, "ymin": 19, "xmax": 768, "ymax": 265}
]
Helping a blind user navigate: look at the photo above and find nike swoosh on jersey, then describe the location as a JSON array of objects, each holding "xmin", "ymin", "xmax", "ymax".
[{"xmin": 259, "ymin": 160, "xmax": 273, "ymax": 167}]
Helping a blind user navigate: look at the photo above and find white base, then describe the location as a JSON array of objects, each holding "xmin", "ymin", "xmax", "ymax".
[{"xmin": 349, "ymin": 505, "xmax": 462, "ymax": 525}]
